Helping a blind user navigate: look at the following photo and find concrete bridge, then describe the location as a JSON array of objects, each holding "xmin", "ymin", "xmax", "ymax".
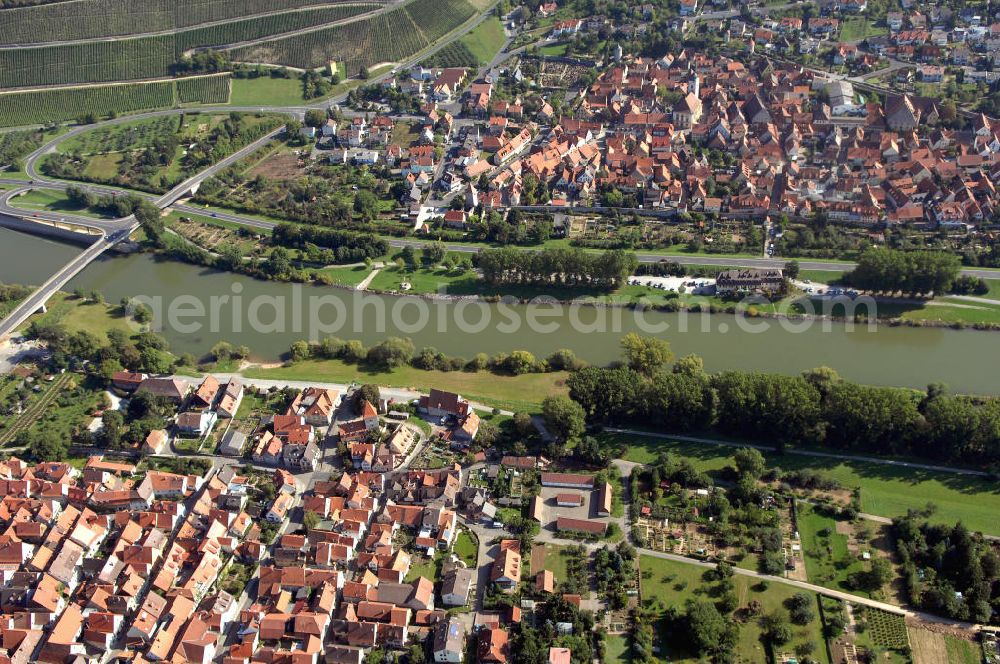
[{"xmin": 0, "ymin": 123, "xmax": 285, "ymax": 340}]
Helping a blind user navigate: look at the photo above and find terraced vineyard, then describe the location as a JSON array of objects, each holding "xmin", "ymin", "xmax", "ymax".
[
  {"xmin": 0, "ymin": 36, "xmax": 177, "ymax": 88},
  {"xmin": 0, "ymin": 5, "xmax": 377, "ymax": 89},
  {"xmin": 0, "ymin": 0, "xmax": 377, "ymax": 45},
  {"xmin": 173, "ymin": 4, "xmax": 378, "ymax": 53},
  {"xmin": 229, "ymin": 0, "xmax": 479, "ymax": 74},
  {"xmin": 0, "ymin": 76, "xmax": 231, "ymax": 127}
]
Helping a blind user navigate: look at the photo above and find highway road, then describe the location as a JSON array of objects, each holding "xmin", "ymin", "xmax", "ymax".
[
  {"xmin": 0, "ymin": 121, "xmax": 288, "ymax": 340},
  {"xmin": 0, "ymin": 225, "xmax": 112, "ymax": 338},
  {"xmin": 155, "ymin": 125, "xmax": 287, "ymax": 207}
]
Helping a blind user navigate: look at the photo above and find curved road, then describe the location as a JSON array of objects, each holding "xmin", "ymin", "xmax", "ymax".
[{"xmin": 0, "ymin": 123, "xmax": 287, "ymax": 339}]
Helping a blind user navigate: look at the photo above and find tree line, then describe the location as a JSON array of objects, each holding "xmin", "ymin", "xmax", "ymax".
[
  {"xmin": 566, "ymin": 337, "xmax": 1000, "ymax": 467},
  {"xmin": 289, "ymin": 335, "xmax": 586, "ymax": 377},
  {"xmin": 271, "ymin": 223, "xmax": 387, "ymax": 262},
  {"xmin": 477, "ymin": 246, "xmax": 638, "ymax": 290},
  {"xmin": 845, "ymin": 248, "xmax": 962, "ymax": 294}
]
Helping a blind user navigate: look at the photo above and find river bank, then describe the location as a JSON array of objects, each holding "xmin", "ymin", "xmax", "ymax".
[{"xmin": 4, "ymin": 226, "xmax": 1000, "ymax": 393}]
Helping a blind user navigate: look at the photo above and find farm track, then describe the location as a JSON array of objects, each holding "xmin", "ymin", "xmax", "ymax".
[
  {"xmin": 0, "ymin": 72, "xmax": 229, "ymax": 96},
  {"xmin": 0, "ymin": 372, "xmax": 71, "ymax": 445}
]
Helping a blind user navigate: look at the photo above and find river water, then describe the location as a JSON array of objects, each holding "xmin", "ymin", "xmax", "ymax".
[{"xmin": 2, "ymin": 226, "xmax": 998, "ymax": 393}]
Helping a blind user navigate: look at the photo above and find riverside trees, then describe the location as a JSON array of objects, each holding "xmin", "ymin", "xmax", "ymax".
[
  {"xmin": 567, "ymin": 338, "xmax": 1000, "ymax": 466},
  {"xmin": 846, "ymin": 247, "xmax": 961, "ymax": 294},
  {"xmin": 477, "ymin": 246, "xmax": 637, "ymax": 290}
]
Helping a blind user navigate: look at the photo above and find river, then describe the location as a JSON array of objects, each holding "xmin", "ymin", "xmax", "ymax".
[{"xmin": 2, "ymin": 227, "xmax": 999, "ymax": 393}]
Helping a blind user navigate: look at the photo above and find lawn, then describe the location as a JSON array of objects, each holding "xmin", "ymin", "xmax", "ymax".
[
  {"xmin": 607, "ymin": 431, "xmax": 1000, "ymax": 536},
  {"xmin": 797, "ymin": 270, "xmax": 845, "ymax": 285},
  {"xmin": 868, "ymin": 297, "xmax": 1000, "ymax": 326},
  {"xmin": 314, "ymin": 265, "xmax": 376, "ymax": 288},
  {"xmin": 539, "ymin": 42, "xmax": 569, "ymax": 57},
  {"xmin": 453, "ymin": 530, "xmax": 478, "ymax": 568},
  {"xmin": 797, "ymin": 503, "xmax": 868, "ymax": 594},
  {"xmin": 604, "ymin": 634, "xmax": 630, "ymax": 663},
  {"xmin": 9, "ymin": 189, "xmax": 113, "ymax": 219},
  {"xmin": 460, "ymin": 17, "xmax": 506, "ymax": 65},
  {"xmin": 539, "ymin": 542, "xmax": 572, "ymax": 587},
  {"xmin": 229, "ymin": 77, "xmax": 306, "ymax": 107},
  {"xmin": 811, "ymin": 292, "xmax": 1000, "ymax": 326},
  {"xmin": 83, "ymin": 153, "xmax": 124, "ymax": 180},
  {"xmin": 980, "ymin": 279, "xmax": 1000, "ymax": 301},
  {"xmin": 18, "ymin": 293, "xmax": 136, "ymax": 339},
  {"xmin": 639, "ymin": 555, "xmax": 830, "ymax": 663},
  {"xmin": 405, "ymin": 554, "xmax": 440, "ymax": 583},
  {"xmin": 839, "ymin": 17, "xmax": 886, "ymax": 41},
  {"xmin": 246, "ymin": 360, "xmax": 567, "ymax": 412},
  {"xmin": 230, "ymin": 64, "xmax": 368, "ymax": 107},
  {"xmin": 367, "ymin": 265, "xmax": 477, "ymax": 295},
  {"xmin": 173, "ymin": 436, "xmax": 202, "ymax": 454}
]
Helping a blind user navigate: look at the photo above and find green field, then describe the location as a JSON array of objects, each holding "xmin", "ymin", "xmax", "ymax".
[
  {"xmin": 839, "ymin": 17, "xmax": 886, "ymax": 42},
  {"xmin": 797, "ymin": 503, "xmax": 868, "ymax": 594},
  {"xmin": 610, "ymin": 431, "xmax": 1000, "ymax": 535},
  {"xmin": 17, "ymin": 293, "xmax": 137, "ymax": 339},
  {"xmin": 312, "ymin": 264, "xmax": 373, "ymax": 287},
  {"xmin": 539, "ymin": 42, "xmax": 569, "ymax": 57},
  {"xmin": 229, "ymin": 77, "xmax": 307, "ymax": 106},
  {"xmin": 980, "ymin": 279, "xmax": 1000, "ymax": 301},
  {"xmin": 460, "ymin": 16, "xmax": 506, "ymax": 64},
  {"xmin": 944, "ymin": 635, "xmax": 983, "ymax": 664},
  {"xmin": 797, "ymin": 270, "xmax": 844, "ymax": 285},
  {"xmin": 245, "ymin": 359, "xmax": 567, "ymax": 412},
  {"xmin": 864, "ymin": 296, "xmax": 1000, "ymax": 326},
  {"xmin": 639, "ymin": 555, "xmax": 830, "ymax": 663},
  {"xmin": 367, "ymin": 265, "xmax": 476, "ymax": 294}
]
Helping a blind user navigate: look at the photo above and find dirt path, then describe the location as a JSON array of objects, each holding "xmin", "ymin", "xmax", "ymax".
[{"xmin": 356, "ymin": 268, "xmax": 380, "ymax": 291}]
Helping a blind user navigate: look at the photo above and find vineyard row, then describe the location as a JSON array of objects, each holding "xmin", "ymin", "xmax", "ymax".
[
  {"xmin": 0, "ymin": 3, "xmax": 377, "ymax": 89},
  {"xmin": 0, "ymin": 0, "xmax": 381, "ymax": 45},
  {"xmin": 0, "ymin": 75, "xmax": 232, "ymax": 128}
]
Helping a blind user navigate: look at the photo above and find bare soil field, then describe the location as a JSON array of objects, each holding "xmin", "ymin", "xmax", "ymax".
[
  {"xmin": 248, "ymin": 150, "xmax": 306, "ymax": 181},
  {"xmin": 908, "ymin": 626, "xmax": 948, "ymax": 664}
]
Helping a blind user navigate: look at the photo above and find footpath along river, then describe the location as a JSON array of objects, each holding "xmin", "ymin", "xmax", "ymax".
[{"xmin": 2, "ymin": 227, "xmax": 999, "ymax": 394}]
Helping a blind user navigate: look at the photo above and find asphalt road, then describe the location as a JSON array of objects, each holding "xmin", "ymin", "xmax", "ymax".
[
  {"xmin": 0, "ymin": 0, "xmax": 996, "ymax": 344},
  {"xmin": 0, "ymin": 122, "xmax": 286, "ymax": 339}
]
